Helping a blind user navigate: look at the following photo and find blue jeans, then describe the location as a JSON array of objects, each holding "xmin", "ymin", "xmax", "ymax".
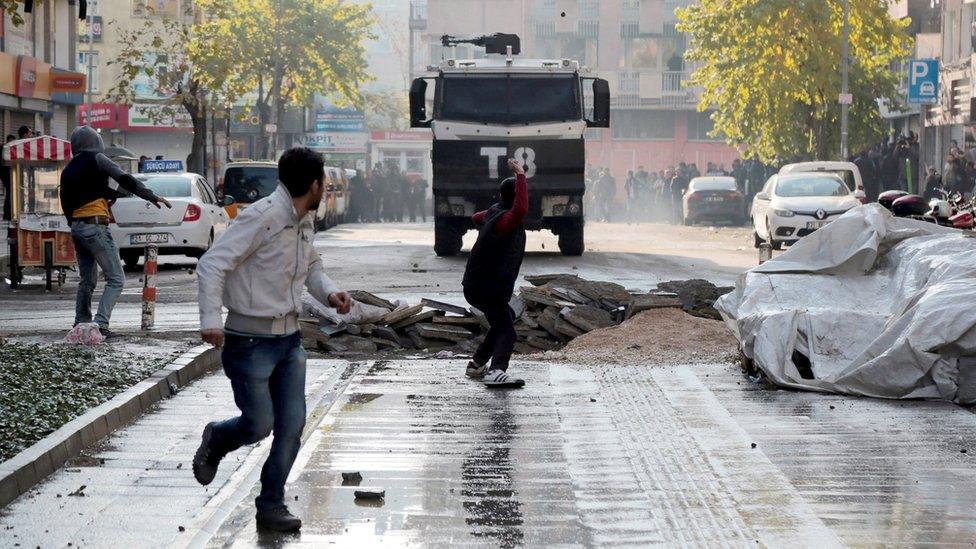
[
  {"xmin": 211, "ymin": 332, "xmax": 307, "ymax": 511},
  {"xmin": 70, "ymin": 221, "xmax": 125, "ymax": 329}
]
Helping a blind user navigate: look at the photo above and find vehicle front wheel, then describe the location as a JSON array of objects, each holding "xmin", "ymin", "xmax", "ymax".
[
  {"xmin": 121, "ymin": 251, "xmax": 141, "ymax": 270},
  {"xmin": 753, "ymin": 229, "xmax": 763, "ymax": 249},
  {"xmin": 558, "ymin": 220, "xmax": 585, "ymax": 256},
  {"xmin": 434, "ymin": 219, "xmax": 463, "ymax": 257}
]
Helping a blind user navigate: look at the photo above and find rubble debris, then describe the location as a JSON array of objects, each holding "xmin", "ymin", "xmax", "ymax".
[
  {"xmin": 307, "ymin": 274, "xmax": 733, "ymax": 361},
  {"xmin": 324, "ymin": 336, "xmax": 377, "ymax": 355},
  {"xmin": 561, "ymin": 305, "xmax": 614, "ymax": 333},
  {"xmin": 416, "ymin": 323, "xmax": 471, "ymax": 342},
  {"xmin": 349, "ymin": 291, "xmax": 395, "ymax": 310},
  {"xmin": 656, "ymin": 279, "xmax": 733, "ymax": 320},
  {"xmin": 421, "ymin": 298, "xmax": 468, "ymax": 316},
  {"xmin": 379, "ymin": 304, "xmax": 424, "ymax": 326},
  {"xmin": 341, "ymin": 472, "xmax": 363, "ymax": 482},
  {"xmin": 390, "ymin": 310, "xmax": 436, "ymax": 330},
  {"xmin": 354, "ymin": 489, "xmax": 385, "ymax": 500},
  {"xmin": 299, "ymin": 320, "xmax": 332, "ymax": 350}
]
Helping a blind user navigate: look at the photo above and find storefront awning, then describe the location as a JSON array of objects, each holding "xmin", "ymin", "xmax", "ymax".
[{"xmin": 2, "ymin": 136, "xmax": 72, "ymax": 161}]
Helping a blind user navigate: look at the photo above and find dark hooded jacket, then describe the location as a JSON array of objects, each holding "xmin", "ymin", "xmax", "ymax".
[{"xmin": 59, "ymin": 126, "xmax": 158, "ymax": 223}]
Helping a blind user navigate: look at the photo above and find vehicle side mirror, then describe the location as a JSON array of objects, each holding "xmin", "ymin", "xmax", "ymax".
[
  {"xmin": 755, "ymin": 192, "xmax": 769, "ymax": 201},
  {"xmin": 854, "ymin": 189, "xmax": 866, "ymax": 200},
  {"xmin": 586, "ymin": 78, "xmax": 610, "ymax": 128},
  {"xmin": 222, "ymin": 195, "xmax": 235, "ymax": 206},
  {"xmin": 410, "ymin": 78, "xmax": 431, "ymax": 128}
]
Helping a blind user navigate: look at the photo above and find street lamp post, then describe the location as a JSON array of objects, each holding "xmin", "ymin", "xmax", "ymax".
[
  {"xmin": 840, "ymin": 0, "xmax": 850, "ymax": 160},
  {"xmin": 86, "ymin": 11, "xmax": 94, "ymax": 118}
]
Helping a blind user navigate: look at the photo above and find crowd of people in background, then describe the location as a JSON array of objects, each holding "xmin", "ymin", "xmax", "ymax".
[
  {"xmin": 585, "ymin": 159, "xmax": 777, "ymax": 225},
  {"xmin": 347, "ymin": 161, "xmax": 429, "ymax": 224},
  {"xmin": 584, "ymin": 130, "xmax": 976, "ymax": 225}
]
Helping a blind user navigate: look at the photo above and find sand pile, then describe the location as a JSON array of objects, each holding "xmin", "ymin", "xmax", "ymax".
[{"xmin": 549, "ymin": 307, "xmax": 738, "ymax": 365}]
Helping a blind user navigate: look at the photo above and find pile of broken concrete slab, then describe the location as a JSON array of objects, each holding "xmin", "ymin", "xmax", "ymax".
[{"xmin": 301, "ymin": 275, "xmax": 731, "ymax": 358}]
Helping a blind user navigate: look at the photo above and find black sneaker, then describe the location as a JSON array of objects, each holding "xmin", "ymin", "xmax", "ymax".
[
  {"xmin": 192, "ymin": 422, "xmax": 222, "ymax": 486},
  {"xmin": 99, "ymin": 327, "xmax": 123, "ymax": 340},
  {"xmin": 256, "ymin": 505, "xmax": 302, "ymax": 532}
]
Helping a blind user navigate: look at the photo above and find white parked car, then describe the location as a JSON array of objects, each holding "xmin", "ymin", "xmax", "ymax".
[
  {"xmin": 110, "ymin": 173, "xmax": 231, "ymax": 268},
  {"xmin": 752, "ymin": 173, "xmax": 865, "ymax": 250},
  {"xmin": 779, "ymin": 161, "xmax": 864, "ymax": 196}
]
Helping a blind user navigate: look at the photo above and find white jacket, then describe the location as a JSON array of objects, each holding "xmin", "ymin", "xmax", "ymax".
[{"xmin": 197, "ymin": 184, "xmax": 340, "ymax": 332}]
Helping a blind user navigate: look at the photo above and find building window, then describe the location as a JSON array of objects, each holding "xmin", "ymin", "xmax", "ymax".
[
  {"xmin": 579, "ymin": 0, "xmax": 599, "ymax": 19},
  {"xmin": 78, "ymin": 52, "xmax": 99, "ymax": 93},
  {"xmin": 611, "ymin": 110, "xmax": 676, "ymax": 139},
  {"xmin": 621, "ymin": 0, "xmax": 640, "ymax": 21},
  {"xmin": 688, "ymin": 111, "xmax": 723, "ymax": 141}
]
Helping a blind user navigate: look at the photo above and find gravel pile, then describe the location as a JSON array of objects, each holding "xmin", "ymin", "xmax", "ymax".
[{"xmin": 549, "ymin": 307, "xmax": 739, "ymax": 366}]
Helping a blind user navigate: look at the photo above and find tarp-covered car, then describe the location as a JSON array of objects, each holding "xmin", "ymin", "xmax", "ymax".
[{"xmin": 716, "ymin": 204, "xmax": 976, "ymax": 403}]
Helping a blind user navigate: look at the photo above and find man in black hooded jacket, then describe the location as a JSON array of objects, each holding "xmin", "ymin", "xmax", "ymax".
[
  {"xmin": 462, "ymin": 158, "xmax": 527, "ymax": 388},
  {"xmin": 59, "ymin": 126, "xmax": 171, "ymax": 337}
]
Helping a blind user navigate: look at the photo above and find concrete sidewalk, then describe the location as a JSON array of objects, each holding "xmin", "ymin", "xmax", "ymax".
[{"xmin": 0, "ymin": 359, "xmax": 352, "ymax": 548}]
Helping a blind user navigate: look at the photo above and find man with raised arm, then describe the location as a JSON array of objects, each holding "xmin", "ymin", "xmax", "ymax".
[{"xmin": 462, "ymin": 158, "xmax": 528, "ymax": 388}]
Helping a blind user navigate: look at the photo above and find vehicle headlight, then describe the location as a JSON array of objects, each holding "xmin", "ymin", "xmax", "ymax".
[
  {"xmin": 772, "ymin": 208, "xmax": 794, "ymax": 218},
  {"xmin": 436, "ymin": 200, "xmax": 451, "ymax": 214},
  {"xmin": 568, "ymin": 202, "xmax": 581, "ymax": 215}
]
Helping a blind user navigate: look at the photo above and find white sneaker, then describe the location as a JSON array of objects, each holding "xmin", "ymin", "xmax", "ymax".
[
  {"xmin": 465, "ymin": 360, "xmax": 489, "ymax": 379},
  {"xmin": 481, "ymin": 369, "xmax": 525, "ymax": 388}
]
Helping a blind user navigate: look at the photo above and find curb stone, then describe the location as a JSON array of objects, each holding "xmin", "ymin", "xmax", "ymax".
[{"xmin": 0, "ymin": 344, "xmax": 221, "ymax": 508}]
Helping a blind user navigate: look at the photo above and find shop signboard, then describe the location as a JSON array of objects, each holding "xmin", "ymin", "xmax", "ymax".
[
  {"xmin": 78, "ymin": 103, "xmax": 118, "ymax": 128},
  {"xmin": 125, "ymin": 103, "xmax": 192, "ymax": 130},
  {"xmin": 293, "ymin": 132, "xmax": 368, "ymax": 153}
]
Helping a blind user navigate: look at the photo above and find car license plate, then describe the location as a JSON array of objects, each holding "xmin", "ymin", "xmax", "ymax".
[
  {"xmin": 131, "ymin": 233, "xmax": 168, "ymax": 244},
  {"xmin": 705, "ymin": 196, "xmax": 723, "ymax": 202},
  {"xmin": 806, "ymin": 221, "xmax": 827, "ymax": 230}
]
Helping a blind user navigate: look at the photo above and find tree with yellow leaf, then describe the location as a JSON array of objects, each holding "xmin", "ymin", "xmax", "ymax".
[
  {"xmin": 190, "ymin": 0, "xmax": 374, "ymax": 159},
  {"xmin": 676, "ymin": 0, "xmax": 912, "ymax": 162}
]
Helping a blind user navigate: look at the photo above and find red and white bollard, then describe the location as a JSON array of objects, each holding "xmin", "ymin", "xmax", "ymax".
[
  {"xmin": 141, "ymin": 245, "xmax": 158, "ymax": 330},
  {"xmin": 758, "ymin": 242, "xmax": 772, "ymax": 265}
]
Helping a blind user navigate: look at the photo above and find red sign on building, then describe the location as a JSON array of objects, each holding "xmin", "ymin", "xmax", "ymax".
[{"xmin": 78, "ymin": 103, "xmax": 119, "ymax": 129}]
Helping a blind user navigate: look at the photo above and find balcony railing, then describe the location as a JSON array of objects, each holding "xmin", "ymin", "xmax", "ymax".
[{"xmin": 663, "ymin": 71, "xmax": 688, "ymax": 94}]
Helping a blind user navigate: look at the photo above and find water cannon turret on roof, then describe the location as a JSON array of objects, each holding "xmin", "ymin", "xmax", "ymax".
[{"xmin": 440, "ymin": 33, "xmax": 521, "ymax": 55}]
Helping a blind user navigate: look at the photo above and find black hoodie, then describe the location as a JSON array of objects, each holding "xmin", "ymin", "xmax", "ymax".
[{"xmin": 59, "ymin": 126, "xmax": 158, "ymax": 223}]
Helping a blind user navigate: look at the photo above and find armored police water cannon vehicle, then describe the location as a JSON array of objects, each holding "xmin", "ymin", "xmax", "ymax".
[{"xmin": 410, "ymin": 33, "xmax": 610, "ymax": 256}]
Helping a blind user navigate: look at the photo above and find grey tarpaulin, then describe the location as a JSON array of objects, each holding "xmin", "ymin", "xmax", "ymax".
[{"xmin": 716, "ymin": 204, "xmax": 976, "ymax": 403}]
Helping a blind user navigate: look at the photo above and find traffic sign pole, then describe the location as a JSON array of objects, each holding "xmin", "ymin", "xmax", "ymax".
[{"xmin": 840, "ymin": 0, "xmax": 850, "ymax": 160}]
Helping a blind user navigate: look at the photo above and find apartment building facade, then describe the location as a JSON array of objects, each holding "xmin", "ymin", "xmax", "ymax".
[
  {"xmin": 74, "ymin": 0, "xmax": 198, "ymax": 161},
  {"xmin": 410, "ymin": 0, "xmax": 740, "ymax": 181},
  {"xmin": 1, "ymin": 0, "xmax": 87, "ymax": 140}
]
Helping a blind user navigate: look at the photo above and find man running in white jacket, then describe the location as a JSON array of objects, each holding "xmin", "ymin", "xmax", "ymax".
[{"xmin": 192, "ymin": 147, "xmax": 352, "ymax": 532}]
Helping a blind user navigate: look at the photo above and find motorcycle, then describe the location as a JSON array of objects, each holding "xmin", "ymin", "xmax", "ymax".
[{"xmin": 888, "ymin": 186, "xmax": 973, "ymax": 228}]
